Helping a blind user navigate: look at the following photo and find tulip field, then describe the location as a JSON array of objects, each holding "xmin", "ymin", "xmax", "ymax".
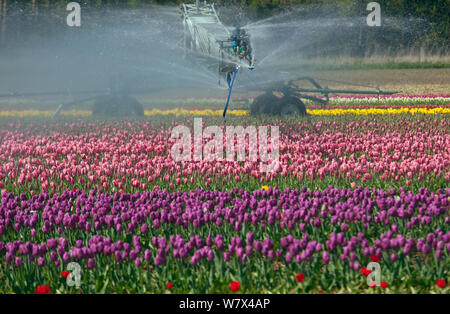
[{"xmin": 0, "ymin": 99, "xmax": 449, "ymax": 294}]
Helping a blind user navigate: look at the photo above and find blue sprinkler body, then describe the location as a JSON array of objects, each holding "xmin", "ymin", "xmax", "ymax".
[{"xmin": 223, "ymin": 66, "xmax": 240, "ymax": 119}]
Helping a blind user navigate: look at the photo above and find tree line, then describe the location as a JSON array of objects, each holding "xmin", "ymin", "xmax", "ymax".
[{"xmin": 0, "ymin": 0, "xmax": 448, "ymax": 55}]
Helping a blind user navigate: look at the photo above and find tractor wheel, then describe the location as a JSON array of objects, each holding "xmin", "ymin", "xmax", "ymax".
[
  {"xmin": 92, "ymin": 95, "xmax": 144, "ymax": 117},
  {"xmin": 279, "ymin": 96, "xmax": 307, "ymax": 116},
  {"xmin": 126, "ymin": 95, "xmax": 144, "ymax": 116},
  {"xmin": 92, "ymin": 96, "xmax": 109, "ymax": 116},
  {"xmin": 250, "ymin": 92, "xmax": 282, "ymax": 115}
]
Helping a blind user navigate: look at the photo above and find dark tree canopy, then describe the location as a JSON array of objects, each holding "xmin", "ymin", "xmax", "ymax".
[{"xmin": 0, "ymin": 0, "xmax": 448, "ymax": 53}]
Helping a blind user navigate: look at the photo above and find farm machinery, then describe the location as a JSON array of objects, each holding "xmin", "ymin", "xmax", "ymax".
[
  {"xmin": 0, "ymin": 1, "xmax": 255, "ymax": 118},
  {"xmin": 181, "ymin": 0, "xmax": 255, "ymax": 88},
  {"xmin": 180, "ymin": 1, "xmax": 398, "ymax": 117},
  {"xmin": 248, "ymin": 77, "xmax": 399, "ymax": 116},
  {"xmin": 0, "ymin": 82, "xmax": 145, "ymax": 119},
  {"xmin": 0, "ymin": 1, "xmax": 400, "ymax": 118}
]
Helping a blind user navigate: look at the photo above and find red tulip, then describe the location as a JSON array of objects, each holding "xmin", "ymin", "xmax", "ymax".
[
  {"xmin": 370, "ymin": 255, "xmax": 380, "ymax": 262},
  {"xmin": 61, "ymin": 271, "xmax": 70, "ymax": 279},
  {"xmin": 166, "ymin": 282, "xmax": 173, "ymax": 289},
  {"xmin": 380, "ymin": 282, "xmax": 388, "ymax": 289},
  {"xmin": 34, "ymin": 284, "xmax": 50, "ymax": 294},
  {"xmin": 436, "ymin": 279, "xmax": 446, "ymax": 289},
  {"xmin": 361, "ymin": 267, "xmax": 372, "ymax": 277},
  {"xmin": 230, "ymin": 281, "xmax": 240, "ymax": 292},
  {"xmin": 295, "ymin": 273, "xmax": 305, "ymax": 283}
]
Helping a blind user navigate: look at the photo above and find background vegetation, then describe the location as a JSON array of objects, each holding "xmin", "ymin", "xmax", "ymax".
[{"xmin": 0, "ymin": 0, "xmax": 448, "ymax": 56}]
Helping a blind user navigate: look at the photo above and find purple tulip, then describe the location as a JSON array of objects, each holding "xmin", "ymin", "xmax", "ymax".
[
  {"xmin": 135, "ymin": 257, "xmax": 142, "ymax": 266},
  {"xmin": 207, "ymin": 250, "xmax": 214, "ymax": 262},
  {"xmin": 87, "ymin": 258, "xmax": 95, "ymax": 269},
  {"xmin": 15, "ymin": 257, "xmax": 23, "ymax": 267},
  {"xmin": 63, "ymin": 252, "xmax": 70, "ymax": 263},
  {"xmin": 224, "ymin": 252, "xmax": 231, "ymax": 262},
  {"xmin": 391, "ymin": 224, "xmax": 398, "ymax": 233},
  {"xmin": 322, "ymin": 251, "xmax": 330, "ymax": 264},
  {"xmin": 390, "ymin": 253, "xmax": 398, "ymax": 262},
  {"xmin": 140, "ymin": 224, "xmax": 148, "ymax": 234},
  {"xmin": 37, "ymin": 256, "xmax": 45, "ymax": 267}
]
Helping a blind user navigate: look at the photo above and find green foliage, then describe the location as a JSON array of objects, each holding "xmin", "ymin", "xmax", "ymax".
[
  {"xmin": 0, "ymin": 0, "xmax": 447, "ymax": 58},
  {"xmin": 0, "ymin": 114, "xmax": 448, "ymax": 293}
]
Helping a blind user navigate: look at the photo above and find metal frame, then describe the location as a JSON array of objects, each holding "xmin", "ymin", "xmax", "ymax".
[
  {"xmin": 264, "ymin": 77, "xmax": 399, "ymax": 108},
  {"xmin": 181, "ymin": 1, "xmax": 254, "ymax": 86}
]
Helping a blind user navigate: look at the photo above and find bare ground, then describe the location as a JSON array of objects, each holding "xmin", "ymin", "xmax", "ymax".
[{"xmin": 304, "ymin": 68, "xmax": 450, "ymax": 95}]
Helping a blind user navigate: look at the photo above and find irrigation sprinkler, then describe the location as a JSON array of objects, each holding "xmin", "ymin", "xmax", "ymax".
[{"xmin": 181, "ymin": 1, "xmax": 255, "ymax": 88}]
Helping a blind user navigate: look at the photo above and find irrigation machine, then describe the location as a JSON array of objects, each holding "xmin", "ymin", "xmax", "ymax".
[{"xmin": 0, "ymin": 1, "xmax": 399, "ymax": 118}]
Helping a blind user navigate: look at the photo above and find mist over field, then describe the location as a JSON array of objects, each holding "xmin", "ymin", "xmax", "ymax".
[
  {"xmin": 0, "ymin": 6, "xmax": 221, "ymax": 96},
  {"xmin": 0, "ymin": 1, "xmax": 446, "ymax": 99}
]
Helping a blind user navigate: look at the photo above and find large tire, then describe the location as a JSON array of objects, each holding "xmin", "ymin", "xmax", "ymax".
[
  {"xmin": 92, "ymin": 95, "xmax": 144, "ymax": 117},
  {"xmin": 250, "ymin": 92, "xmax": 282, "ymax": 115},
  {"xmin": 279, "ymin": 96, "xmax": 307, "ymax": 116}
]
